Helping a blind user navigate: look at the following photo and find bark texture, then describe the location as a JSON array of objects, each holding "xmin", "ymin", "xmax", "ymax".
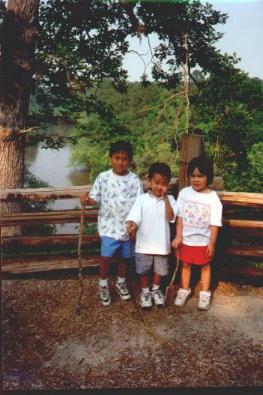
[{"xmin": 0, "ymin": 0, "xmax": 39, "ymax": 235}]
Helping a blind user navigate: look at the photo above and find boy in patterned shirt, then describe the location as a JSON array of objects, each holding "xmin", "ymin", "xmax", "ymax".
[{"xmin": 81, "ymin": 141, "xmax": 143, "ymax": 306}]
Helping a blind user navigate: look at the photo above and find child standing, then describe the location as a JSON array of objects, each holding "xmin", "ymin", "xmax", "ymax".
[
  {"xmin": 126, "ymin": 162, "xmax": 178, "ymax": 308},
  {"xmin": 172, "ymin": 156, "xmax": 222, "ymax": 310},
  {"xmin": 81, "ymin": 141, "xmax": 143, "ymax": 306}
]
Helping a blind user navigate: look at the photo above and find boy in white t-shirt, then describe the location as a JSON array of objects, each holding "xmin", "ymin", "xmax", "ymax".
[
  {"xmin": 172, "ymin": 156, "xmax": 222, "ymax": 310},
  {"xmin": 81, "ymin": 141, "xmax": 143, "ymax": 306},
  {"xmin": 126, "ymin": 163, "xmax": 178, "ymax": 309}
]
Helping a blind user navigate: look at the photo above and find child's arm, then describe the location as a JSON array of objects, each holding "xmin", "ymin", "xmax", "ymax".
[
  {"xmin": 207, "ymin": 192, "xmax": 222, "ymax": 256},
  {"xmin": 172, "ymin": 216, "xmax": 183, "ymax": 249},
  {"xmin": 80, "ymin": 192, "xmax": 97, "ymax": 206},
  {"xmin": 207, "ymin": 225, "xmax": 219, "ymax": 257},
  {"xmin": 127, "ymin": 221, "xmax": 138, "ymax": 240},
  {"xmin": 162, "ymin": 187, "xmax": 175, "ymax": 221}
]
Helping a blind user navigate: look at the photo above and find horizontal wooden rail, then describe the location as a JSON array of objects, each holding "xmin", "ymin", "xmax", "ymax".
[
  {"xmin": 0, "ymin": 177, "xmax": 224, "ymax": 201},
  {"xmin": 222, "ymin": 219, "xmax": 263, "ymax": 229},
  {"xmin": 1, "ymin": 256, "xmax": 100, "ymax": 274},
  {"xmin": 1, "ymin": 213, "xmax": 262, "ymax": 229},
  {"xmin": 223, "ymin": 245, "xmax": 263, "ymax": 258},
  {"xmin": 0, "ymin": 209, "xmax": 98, "ymax": 227},
  {"xmin": 1, "ymin": 233, "xmax": 262, "ymax": 257},
  {"xmin": 1, "ymin": 249, "xmax": 262, "ymax": 278},
  {"xmin": 1, "ymin": 234, "xmax": 100, "ymax": 248},
  {"xmin": 218, "ymin": 192, "xmax": 263, "ymax": 208},
  {"xmin": 1, "ymin": 182, "xmax": 262, "ymax": 275}
]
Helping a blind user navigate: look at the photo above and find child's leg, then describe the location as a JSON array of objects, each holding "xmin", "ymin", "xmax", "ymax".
[
  {"xmin": 139, "ymin": 274, "xmax": 152, "ymax": 308},
  {"xmin": 200, "ymin": 263, "xmax": 211, "ymax": 291},
  {"xmin": 135, "ymin": 254, "xmax": 152, "ymax": 308},
  {"xmin": 116, "ymin": 257, "xmax": 128, "ymax": 279},
  {"xmin": 151, "ymin": 256, "xmax": 168, "ymax": 306},
  {"xmin": 181, "ymin": 262, "xmax": 192, "ymax": 289},
  {"xmin": 152, "ymin": 272, "xmax": 162, "ymax": 287},
  {"xmin": 174, "ymin": 262, "xmax": 191, "ymax": 307},
  {"xmin": 198, "ymin": 263, "xmax": 212, "ymax": 310},
  {"xmin": 99, "ymin": 256, "xmax": 111, "ymax": 280},
  {"xmin": 140, "ymin": 274, "xmax": 149, "ymax": 289},
  {"xmin": 152, "ymin": 272, "xmax": 164, "ymax": 306},
  {"xmin": 115, "ymin": 257, "xmax": 131, "ymax": 300},
  {"xmin": 98, "ymin": 256, "xmax": 112, "ymax": 306}
]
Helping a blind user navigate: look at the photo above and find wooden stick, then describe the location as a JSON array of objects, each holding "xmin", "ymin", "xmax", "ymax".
[{"xmin": 75, "ymin": 204, "xmax": 86, "ymax": 315}]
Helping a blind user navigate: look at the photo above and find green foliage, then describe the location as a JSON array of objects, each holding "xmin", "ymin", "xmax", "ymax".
[
  {"xmin": 32, "ymin": 0, "xmax": 230, "ymax": 114},
  {"xmin": 23, "ymin": 1, "xmax": 262, "ymax": 191},
  {"xmin": 34, "ymin": 67, "xmax": 262, "ymax": 193},
  {"xmin": 192, "ymin": 69, "xmax": 263, "ymax": 191},
  {"xmin": 23, "ymin": 169, "xmax": 56, "ymax": 236},
  {"xmin": 68, "ymin": 80, "xmax": 188, "ymax": 181}
]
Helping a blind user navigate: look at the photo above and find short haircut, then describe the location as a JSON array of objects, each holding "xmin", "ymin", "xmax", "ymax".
[
  {"xmin": 148, "ymin": 162, "xmax": 171, "ymax": 181},
  {"xmin": 187, "ymin": 156, "xmax": 214, "ymax": 185},
  {"xmin": 109, "ymin": 141, "xmax": 133, "ymax": 159}
]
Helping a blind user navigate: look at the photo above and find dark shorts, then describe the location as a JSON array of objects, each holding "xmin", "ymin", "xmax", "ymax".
[
  {"xmin": 101, "ymin": 236, "xmax": 134, "ymax": 258},
  {"xmin": 135, "ymin": 253, "xmax": 169, "ymax": 276},
  {"xmin": 176, "ymin": 244, "xmax": 212, "ymax": 266}
]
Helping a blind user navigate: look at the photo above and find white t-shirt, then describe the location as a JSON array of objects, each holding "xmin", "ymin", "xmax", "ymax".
[
  {"xmin": 177, "ymin": 186, "xmax": 222, "ymax": 246},
  {"xmin": 126, "ymin": 192, "xmax": 178, "ymax": 255},
  {"xmin": 89, "ymin": 169, "xmax": 143, "ymax": 240}
]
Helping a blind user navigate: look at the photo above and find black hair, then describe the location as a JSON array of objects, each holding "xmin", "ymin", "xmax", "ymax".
[
  {"xmin": 109, "ymin": 141, "xmax": 133, "ymax": 159},
  {"xmin": 148, "ymin": 162, "xmax": 171, "ymax": 181},
  {"xmin": 187, "ymin": 156, "xmax": 214, "ymax": 185}
]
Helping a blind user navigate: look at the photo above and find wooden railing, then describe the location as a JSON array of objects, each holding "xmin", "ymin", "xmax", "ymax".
[{"xmin": 1, "ymin": 178, "xmax": 263, "ymax": 278}]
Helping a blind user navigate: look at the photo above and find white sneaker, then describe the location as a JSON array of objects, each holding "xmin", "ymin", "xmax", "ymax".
[
  {"xmin": 115, "ymin": 281, "xmax": 131, "ymax": 301},
  {"xmin": 99, "ymin": 285, "xmax": 111, "ymax": 306},
  {"xmin": 140, "ymin": 292, "xmax": 152, "ymax": 309},
  {"xmin": 174, "ymin": 288, "xmax": 191, "ymax": 307},
  {"xmin": 152, "ymin": 289, "xmax": 164, "ymax": 306},
  {"xmin": 198, "ymin": 290, "xmax": 211, "ymax": 310}
]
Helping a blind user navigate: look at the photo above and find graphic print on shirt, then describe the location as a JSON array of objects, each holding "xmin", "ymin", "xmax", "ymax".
[
  {"xmin": 183, "ymin": 199, "xmax": 210, "ymax": 228},
  {"xmin": 91, "ymin": 170, "xmax": 142, "ymax": 240}
]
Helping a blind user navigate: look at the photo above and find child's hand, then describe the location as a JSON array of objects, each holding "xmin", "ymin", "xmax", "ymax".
[
  {"xmin": 172, "ymin": 237, "xmax": 182, "ymax": 250},
  {"xmin": 127, "ymin": 221, "xmax": 138, "ymax": 240},
  {"xmin": 161, "ymin": 186, "xmax": 168, "ymax": 198},
  {"xmin": 207, "ymin": 242, "xmax": 215, "ymax": 257},
  {"xmin": 80, "ymin": 192, "xmax": 90, "ymax": 206}
]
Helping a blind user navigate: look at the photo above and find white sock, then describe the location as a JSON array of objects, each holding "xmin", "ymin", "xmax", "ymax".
[
  {"xmin": 117, "ymin": 276, "xmax": 125, "ymax": 284},
  {"xmin": 142, "ymin": 287, "xmax": 150, "ymax": 294},
  {"xmin": 99, "ymin": 278, "xmax": 108, "ymax": 288},
  {"xmin": 152, "ymin": 283, "xmax": 160, "ymax": 291}
]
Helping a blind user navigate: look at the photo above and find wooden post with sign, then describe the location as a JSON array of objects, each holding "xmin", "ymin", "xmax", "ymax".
[{"xmin": 178, "ymin": 134, "xmax": 204, "ymax": 191}]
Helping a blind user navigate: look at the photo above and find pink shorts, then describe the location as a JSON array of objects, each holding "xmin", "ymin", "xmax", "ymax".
[{"xmin": 176, "ymin": 244, "xmax": 212, "ymax": 266}]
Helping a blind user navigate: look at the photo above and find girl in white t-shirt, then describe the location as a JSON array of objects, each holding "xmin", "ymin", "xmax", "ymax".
[{"xmin": 172, "ymin": 156, "xmax": 222, "ymax": 310}]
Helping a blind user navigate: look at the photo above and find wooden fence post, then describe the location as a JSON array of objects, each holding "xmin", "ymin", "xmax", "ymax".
[{"xmin": 178, "ymin": 133, "xmax": 204, "ymax": 191}]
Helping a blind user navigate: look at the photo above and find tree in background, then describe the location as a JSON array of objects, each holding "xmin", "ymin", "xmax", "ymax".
[
  {"xmin": 192, "ymin": 66, "xmax": 263, "ymax": 191},
  {"xmin": 2, "ymin": 0, "xmax": 257, "ymax": 225},
  {"xmin": 0, "ymin": 0, "xmax": 39, "ymax": 235}
]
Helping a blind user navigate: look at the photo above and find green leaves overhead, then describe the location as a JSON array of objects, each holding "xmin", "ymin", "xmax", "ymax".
[{"xmin": 34, "ymin": 0, "xmax": 229, "ymax": 100}]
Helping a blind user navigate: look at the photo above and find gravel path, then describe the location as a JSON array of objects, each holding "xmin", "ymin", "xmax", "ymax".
[{"xmin": 2, "ymin": 276, "xmax": 263, "ymax": 391}]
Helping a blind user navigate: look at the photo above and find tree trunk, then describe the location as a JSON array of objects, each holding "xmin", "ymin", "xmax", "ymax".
[{"xmin": 0, "ymin": 0, "xmax": 39, "ymax": 235}]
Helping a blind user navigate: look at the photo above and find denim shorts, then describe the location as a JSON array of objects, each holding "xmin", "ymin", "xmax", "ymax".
[
  {"xmin": 101, "ymin": 236, "xmax": 135, "ymax": 258},
  {"xmin": 135, "ymin": 253, "xmax": 169, "ymax": 276}
]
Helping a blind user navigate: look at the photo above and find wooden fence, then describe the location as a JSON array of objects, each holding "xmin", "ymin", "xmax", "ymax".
[{"xmin": 1, "ymin": 178, "xmax": 263, "ymax": 280}]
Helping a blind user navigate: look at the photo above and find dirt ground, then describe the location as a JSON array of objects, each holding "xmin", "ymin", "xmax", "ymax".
[{"xmin": 1, "ymin": 272, "xmax": 263, "ymax": 391}]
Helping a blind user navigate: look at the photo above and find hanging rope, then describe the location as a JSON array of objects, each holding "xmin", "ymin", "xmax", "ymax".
[
  {"xmin": 75, "ymin": 203, "xmax": 86, "ymax": 315},
  {"xmin": 182, "ymin": 32, "xmax": 190, "ymax": 135}
]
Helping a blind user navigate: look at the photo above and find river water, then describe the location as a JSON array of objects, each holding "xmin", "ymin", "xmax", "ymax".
[{"xmin": 25, "ymin": 123, "xmax": 89, "ymax": 233}]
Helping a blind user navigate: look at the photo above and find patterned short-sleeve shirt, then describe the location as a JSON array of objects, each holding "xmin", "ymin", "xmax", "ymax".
[{"xmin": 90, "ymin": 169, "xmax": 143, "ymax": 240}]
